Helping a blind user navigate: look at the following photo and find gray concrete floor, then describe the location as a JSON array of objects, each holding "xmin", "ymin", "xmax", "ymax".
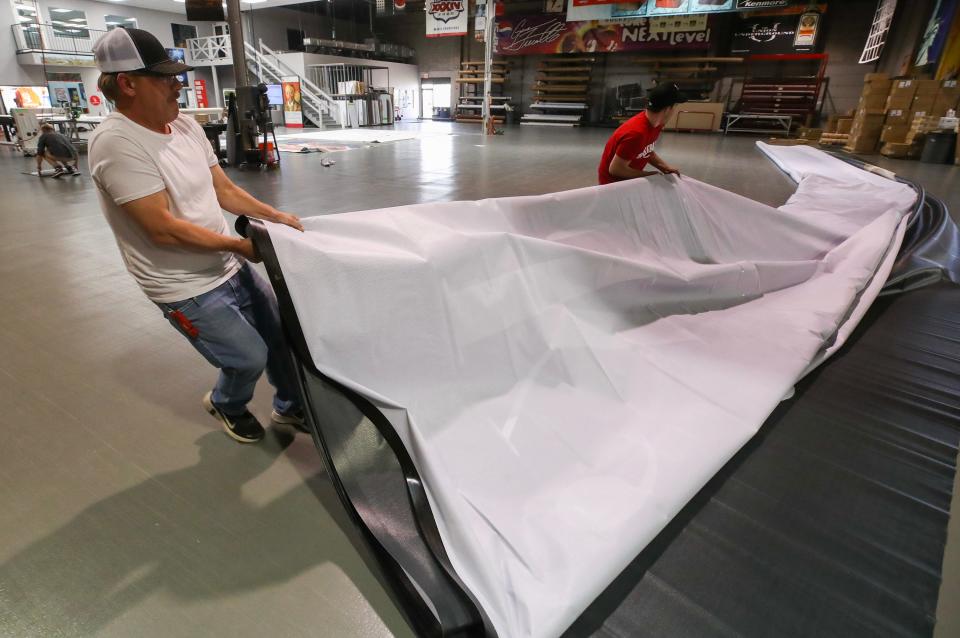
[{"xmin": 0, "ymin": 121, "xmax": 957, "ymax": 637}]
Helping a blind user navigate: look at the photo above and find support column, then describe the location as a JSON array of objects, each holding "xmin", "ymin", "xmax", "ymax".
[
  {"xmin": 481, "ymin": 0, "xmax": 495, "ymax": 135},
  {"xmin": 226, "ymin": 0, "xmax": 248, "ymax": 86},
  {"xmin": 211, "ymin": 65, "xmax": 222, "ymax": 107}
]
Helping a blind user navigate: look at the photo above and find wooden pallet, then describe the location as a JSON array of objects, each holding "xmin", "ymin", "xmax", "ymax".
[
  {"xmin": 536, "ymin": 75, "xmax": 591, "ymax": 82},
  {"xmin": 457, "ymin": 78, "xmax": 507, "ymax": 84},
  {"xmin": 535, "ymin": 85, "xmax": 589, "ymax": 93},
  {"xmin": 527, "ymin": 57, "xmax": 594, "ymax": 126},
  {"xmin": 537, "ymin": 66, "xmax": 592, "ymax": 72},
  {"xmin": 540, "ymin": 56, "xmax": 596, "ymax": 63},
  {"xmin": 533, "ymin": 96, "xmax": 589, "ymax": 102}
]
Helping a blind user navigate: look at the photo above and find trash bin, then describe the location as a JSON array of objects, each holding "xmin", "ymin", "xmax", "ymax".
[
  {"xmin": 920, "ymin": 131, "xmax": 957, "ymax": 164},
  {"xmin": 433, "ymin": 107, "xmax": 451, "ymax": 120}
]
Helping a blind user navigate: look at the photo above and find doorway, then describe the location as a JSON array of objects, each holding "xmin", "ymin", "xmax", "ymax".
[{"xmin": 420, "ymin": 78, "xmax": 451, "ymax": 120}]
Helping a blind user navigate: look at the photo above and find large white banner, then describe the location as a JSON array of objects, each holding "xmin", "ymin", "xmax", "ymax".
[
  {"xmin": 426, "ymin": 0, "xmax": 468, "ymax": 37},
  {"xmin": 265, "ymin": 145, "xmax": 916, "ymax": 638}
]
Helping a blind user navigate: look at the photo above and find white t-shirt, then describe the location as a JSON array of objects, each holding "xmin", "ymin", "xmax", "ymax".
[{"xmin": 89, "ymin": 112, "xmax": 241, "ymax": 303}]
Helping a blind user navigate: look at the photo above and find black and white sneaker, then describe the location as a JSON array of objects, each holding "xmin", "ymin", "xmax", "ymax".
[
  {"xmin": 51, "ymin": 168, "xmax": 66, "ymax": 179},
  {"xmin": 271, "ymin": 408, "xmax": 309, "ymax": 433},
  {"xmin": 203, "ymin": 391, "xmax": 264, "ymax": 443}
]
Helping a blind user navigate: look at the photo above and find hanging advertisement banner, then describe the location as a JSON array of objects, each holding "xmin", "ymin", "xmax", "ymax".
[
  {"xmin": 730, "ymin": 12, "xmax": 822, "ymax": 53},
  {"xmin": 496, "ymin": 15, "xmax": 711, "ymax": 55},
  {"xmin": 915, "ymin": 0, "xmax": 960, "ymax": 67},
  {"xmin": 567, "ymin": 0, "xmax": 736, "ymax": 22},
  {"xmin": 648, "ymin": 0, "xmax": 735, "ymax": 15},
  {"xmin": 426, "ymin": 0, "xmax": 468, "ymax": 37},
  {"xmin": 935, "ymin": 5, "xmax": 960, "ymax": 79},
  {"xmin": 194, "ymin": 79, "xmax": 208, "ymax": 108},
  {"xmin": 475, "ymin": 4, "xmax": 486, "ymax": 42},
  {"xmin": 281, "ymin": 76, "xmax": 303, "ymax": 128},
  {"xmin": 572, "ymin": 0, "xmax": 623, "ymax": 6}
]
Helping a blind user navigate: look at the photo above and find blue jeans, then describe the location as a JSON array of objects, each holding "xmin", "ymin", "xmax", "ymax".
[{"xmin": 156, "ymin": 263, "xmax": 300, "ymax": 417}]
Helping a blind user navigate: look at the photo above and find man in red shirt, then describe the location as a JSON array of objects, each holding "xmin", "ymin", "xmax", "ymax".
[{"xmin": 599, "ymin": 83, "xmax": 687, "ymax": 185}]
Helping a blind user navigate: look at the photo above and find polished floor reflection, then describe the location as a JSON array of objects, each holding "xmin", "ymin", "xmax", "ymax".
[{"xmin": 0, "ymin": 120, "xmax": 957, "ymax": 637}]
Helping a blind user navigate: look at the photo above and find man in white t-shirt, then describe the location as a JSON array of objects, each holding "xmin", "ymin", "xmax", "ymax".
[{"xmin": 89, "ymin": 28, "xmax": 305, "ymax": 444}]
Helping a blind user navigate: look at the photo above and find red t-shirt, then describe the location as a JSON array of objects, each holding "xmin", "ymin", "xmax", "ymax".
[{"xmin": 598, "ymin": 111, "xmax": 663, "ymax": 185}]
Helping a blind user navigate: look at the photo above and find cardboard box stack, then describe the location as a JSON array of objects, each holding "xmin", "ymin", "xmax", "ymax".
[
  {"xmin": 821, "ymin": 113, "xmax": 851, "ymax": 146},
  {"xmin": 934, "ymin": 80, "xmax": 959, "ymax": 117},
  {"xmin": 845, "ymin": 73, "xmax": 891, "ymax": 153}
]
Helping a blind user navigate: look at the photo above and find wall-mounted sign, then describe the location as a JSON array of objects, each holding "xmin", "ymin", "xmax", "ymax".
[
  {"xmin": 730, "ymin": 12, "xmax": 822, "ymax": 53},
  {"xmin": 794, "ymin": 11, "xmax": 820, "ymax": 48},
  {"xmin": 194, "ymin": 79, "xmax": 208, "ymax": 108},
  {"xmin": 426, "ymin": 0, "xmax": 468, "ymax": 37},
  {"xmin": 650, "ymin": 14, "xmax": 708, "ymax": 33},
  {"xmin": 496, "ymin": 15, "xmax": 711, "ymax": 55},
  {"xmin": 735, "ymin": 0, "xmax": 790, "ymax": 8},
  {"xmin": 89, "ymin": 95, "xmax": 101, "ymax": 106}
]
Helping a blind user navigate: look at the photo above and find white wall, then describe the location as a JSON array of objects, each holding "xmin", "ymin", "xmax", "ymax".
[
  {"xmin": 2, "ymin": 0, "xmax": 213, "ymax": 112},
  {"xmin": 2, "ymin": 1, "xmax": 39, "ymax": 83},
  {"xmin": 33, "ymin": 0, "xmax": 211, "ymax": 46}
]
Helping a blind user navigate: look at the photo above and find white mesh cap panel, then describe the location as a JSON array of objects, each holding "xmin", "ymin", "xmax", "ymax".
[{"xmin": 92, "ymin": 29, "xmax": 145, "ymax": 73}]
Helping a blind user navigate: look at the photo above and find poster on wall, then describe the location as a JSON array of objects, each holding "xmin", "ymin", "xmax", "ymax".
[
  {"xmin": 165, "ymin": 48, "xmax": 189, "ymax": 85},
  {"xmin": 730, "ymin": 12, "xmax": 822, "ymax": 53},
  {"xmin": 48, "ymin": 81, "xmax": 87, "ymax": 109},
  {"xmin": 496, "ymin": 15, "xmax": 711, "ymax": 55},
  {"xmin": 0, "ymin": 86, "xmax": 51, "ymax": 112},
  {"xmin": 426, "ymin": 0, "xmax": 468, "ymax": 37},
  {"xmin": 281, "ymin": 76, "xmax": 303, "ymax": 128},
  {"xmin": 915, "ymin": 0, "xmax": 959, "ymax": 67}
]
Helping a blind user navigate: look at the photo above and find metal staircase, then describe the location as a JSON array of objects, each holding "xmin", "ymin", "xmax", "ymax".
[
  {"xmin": 245, "ymin": 40, "xmax": 342, "ymax": 129},
  {"xmin": 185, "ymin": 35, "xmax": 341, "ymax": 128}
]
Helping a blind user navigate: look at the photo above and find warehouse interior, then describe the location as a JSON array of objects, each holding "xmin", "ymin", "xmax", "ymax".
[{"xmin": 1, "ymin": 0, "xmax": 960, "ymax": 637}]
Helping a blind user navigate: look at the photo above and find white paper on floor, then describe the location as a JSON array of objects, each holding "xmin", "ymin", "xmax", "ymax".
[
  {"xmin": 274, "ymin": 128, "xmax": 448, "ymax": 144},
  {"xmin": 265, "ymin": 144, "xmax": 916, "ymax": 638}
]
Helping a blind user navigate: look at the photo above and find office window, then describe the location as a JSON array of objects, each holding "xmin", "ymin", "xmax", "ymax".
[
  {"xmin": 14, "ymin": 0, "xmax": 41, "ymax": 49},
  {"xmin": 49, "ymin": 8, "xmax": 90, "ymax": 39},
  {"xmin": 105, "ymin": 15, "xmax": 138, "ymax": 30}
]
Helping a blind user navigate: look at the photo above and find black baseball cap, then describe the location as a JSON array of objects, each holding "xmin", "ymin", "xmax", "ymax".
[
  {"xmin": 647, "ymin": 83, "xmax": 688, "ymax": 110},
  {"xmin": 93, "ymin": 27, "xmax": 193, "ymax": 75}
]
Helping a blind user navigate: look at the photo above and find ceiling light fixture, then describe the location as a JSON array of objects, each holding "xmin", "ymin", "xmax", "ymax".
[{"xmin": 50, "ymin": 8, "xmax": 74, "ymax": 13}]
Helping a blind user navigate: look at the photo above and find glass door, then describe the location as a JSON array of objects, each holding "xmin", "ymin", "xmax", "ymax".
[{"xmin": 421, "ymin": 85, "xmax": 434, "ymax": 120}]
